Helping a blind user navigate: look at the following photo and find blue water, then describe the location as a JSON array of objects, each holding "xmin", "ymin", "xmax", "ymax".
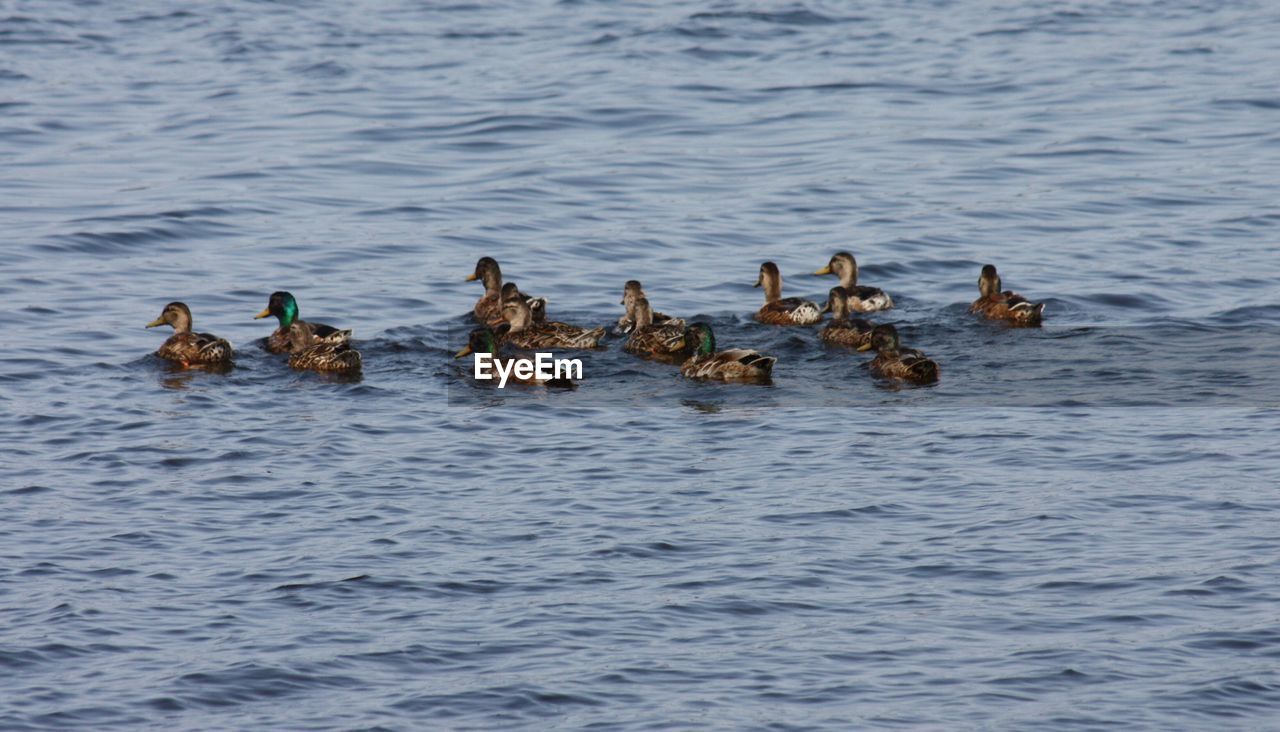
[{"xmin": 3, "ymin": 1, "xmax": 1280, "ymax": 728}]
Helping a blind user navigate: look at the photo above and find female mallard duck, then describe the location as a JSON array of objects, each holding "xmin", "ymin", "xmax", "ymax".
[
  {"xmin": 466, "ymin": 256, "xmax": 546, "ymax": 326},
  {"xmin": 253, "ymin": 291, "xmax": 351, "ymax": 354},
  {"xmin": 454, "ymin": 326, "xmax": 574, "ymax": 387},
  {"xmin": 819, "ymin": 287, "xmax": 875, "ymax": 348},
  {"xmin": 501, "ymin": 297, "xmax": 605, "ymax": 349},
  {"xmin": 970, "ymin": 264, "xmax": 1044, "ymax": 326},
  {"xmin": 755, "ymin": 262, "xmax": 822, "ymax": 325},
  {"xmin": 814, "ymin": 252, "xmax": 894, "ymax": 312},
  {"xmin": 146, "ymin": 302, "xmax": 233, "ymax": 369},
  {"xmin": 623, "ymin": 297, "xmax": 686, "ymax": 360},
  {"xmin": 616, "ymin": 280, "xmax": 675, "ymax": 334},
  {"xmin": 857, "ymin": 324, "xmax": 938, "ymax": 384},
  {"xmin": 667, "ymin": 323, "xmax": 775, "ymax": 382},
  {"xmin": 286, "ymin": 322, "xmax": 362, "ymax": 374}
]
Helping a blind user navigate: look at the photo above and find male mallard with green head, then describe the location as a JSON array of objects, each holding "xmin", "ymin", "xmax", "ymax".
[
  {"xmin": 970, "ymin": 264, "xmax": 1044, "ymax": 326},
  {"xmin": 667, "ymin": 323, "xmax": 775, "ymax": 382},
  {"xmin": 146, "ymin": 302, "xmax": 233, "ymax": 369},
  {"xmin": 857, "ymin": 324, "xmax": 938, "ymax": 384},
  {"xmin": 466, "ymin": 256, "xmax": 546, "ymax": 326},
  {"xmin": 254, "ymin": 291, "xmax": 351, "ymax": 353},
  {"xmin": 754, "ymin": 262, "xmax": 822, "ymax": 325},
  {"xmin": 616, "ymin": 280, "xmax": 675, "ymax": 334},
  {"xmin": 286, "ymin": 322, "xmax": 362, "ymax": 374},
  {"xmin": 819, "ymin": 287, "xmax": 875, "ymax": 348},
  {"xmin": 623, "ymin": 297, "xmax": 686, "ymax": 360},
  {"xmin": 454, "ymin": 326, "xmax": 574, "ymax": 387},
  {"xmin": 814, "ymin": 252, "xmax": 893, "ymax": 312},
  {"xmin": 500, "ymin": 297, "xmax": 605, "ymax": 349}
]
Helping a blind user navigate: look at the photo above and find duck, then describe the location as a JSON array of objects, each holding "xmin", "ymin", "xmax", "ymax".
[
  {"xmin": 500, "ymin": 297, "xmax": 605, "ymax": 349},
  {"xmin": 616, "ymin": 280, "xmax": 675, "ymax": 335},
  {"xmin": 145, "ymin": 302, "xmax": 234, "ymax": 369},
  {"xmin": 623, "ymin": 297, "xmax": 686, "ymax": 360},
  {"xmin": 667, "ymin": 323, "xmax": 776, "ymax": 382},
  {"xmin": 970, "ymin": 264, "xmax": 1044, "ymax": 326},
  {"xmin": 814, "ymin": 252, "xmax": 894, "ymax": 312},
  {"xmin": 754, "ymin": 262, "xmax": 822, "ymax": 325},
  {"xmin": 857, "ymin": 324, "xmax": 938, "ymax": 384},
  {"xmin": 466, "ymin": 257, "xmax": 547, "ymax": 326},
  {"xmin": 454, "ymin": 326, "xmax": 574, "ymax": 387},
  {"xmin": 819, "ymin": 287, "xmax": 876, "ymax": 348},
  {"xmin": 253, "ymin": 291, "xmax": 351, "ymax": 354},
  {"xmin": 286, "ymin": 322, "xmax": 362, "ymax": 374}
]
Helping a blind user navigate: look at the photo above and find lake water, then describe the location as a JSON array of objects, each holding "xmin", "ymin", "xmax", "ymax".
[{"xmin": 3, "ymin": 1, "xmax": 1280, "ymax": 728}]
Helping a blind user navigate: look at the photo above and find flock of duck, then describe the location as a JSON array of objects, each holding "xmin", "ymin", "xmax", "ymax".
[{"xmin": 145, "ymin": 253, "xmax": 1045, "ymax": 386}]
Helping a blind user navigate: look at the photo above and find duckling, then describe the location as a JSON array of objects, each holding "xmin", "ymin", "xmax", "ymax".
[
  {"xmin": 754, "ymin": 262, "xmax": 822, "ymax": 325},
  {"xmin": 623, "ymin": 297, "xmax": 686, "ymax": 360},
  {"xmin": 857, "ymin": 324, "xmax": 938, "ymax": 384},
  {"xmin": 454, "ymin": 326, "xmax": 574, "ymax": 387},
  {"xmin": 466, "ymin": 257, "xmax": 546, "ymax": 326},
  {"xmin": 819, "ymin": 287, "xmax": 876, "ymax": 348},
  {"xmin": 145, "ymin": 302, "xmax": 233, "ymax": 369},
  {"xmin": 253, "ymin": 291, "xmax": 351, "ymax": 354},
  {"xmin": 616, "ymin": 280, "xmax": 675, "ymax": 334},
  {"xmin": 667, "ymin": 323, "xmax": 775, "ymax": 382},
  {"xmin": 500, "ymin": 298, "xmax": 605, "ymax": 349},
  {"xmin": 814, "ymin": 252, "xmax": 894, "ymax": 312},
  {"xmin": 970, "ymin": 264, "xmax": 1045, "ymax": 326},
  {"xmin": 286, "ymin": 322, "xmax": 362, "ymax": 374}
]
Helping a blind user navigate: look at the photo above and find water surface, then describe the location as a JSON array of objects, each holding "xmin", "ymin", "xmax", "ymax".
[{"xmin": 3, "ymin": 1, "xmax": 1280, "ymax": 728}]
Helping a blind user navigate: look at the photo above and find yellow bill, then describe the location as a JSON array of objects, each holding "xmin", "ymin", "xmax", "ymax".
[
  {"xmin": 814, "ymin": 265, "xmax": 832, "ymax": 275},
  {"xmin": 253, "ymin": 308, "xmax": 272, "ymax": 320},
  {"xmin": 454, "ymin": 345, "xmax": 473, "ymax": 358}
]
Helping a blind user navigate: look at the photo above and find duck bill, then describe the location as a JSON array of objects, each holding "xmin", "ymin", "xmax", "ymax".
[
  {"xmin": 814, "ymin": 265, "xmax": 832, "ymax": 275},
  {"xmin": 856, "ymin": 343, "xmax": 873, "ymax": 352},
  {"xmin": 752, "ymin": 275, "xmax": 762, "ymax": 288},
  {"xmin": 253, "ymin": 307, "xmax": 272, "ymax": 320},
  {"xmin": 464, "ymin": 273, "xmax": 478, "ymax": 282},
  {"xmin": 821, "ymin": 301, "xmax": 832, "ymax": 314},
  {"xmin": 145, "ymin": 317, "xmax": 165, "ymax": 328},
  {"xmin": 454, "ymin": 345, "xmax": 473, "ymax": 358}
]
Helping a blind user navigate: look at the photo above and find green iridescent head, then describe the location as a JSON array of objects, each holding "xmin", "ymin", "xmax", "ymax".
[
  {"xmin": 255, "ymin": 291, "xmax": 299, "ymax": 328},
  {"xmin": 668, "ymin": 323, "xmax": 715, "ymax": 357}
]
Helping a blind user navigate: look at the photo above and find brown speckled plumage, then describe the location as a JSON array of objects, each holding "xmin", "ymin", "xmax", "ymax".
[{"xmin": 146, "ymin": 302, "xmax": 233, "ymax": 369}]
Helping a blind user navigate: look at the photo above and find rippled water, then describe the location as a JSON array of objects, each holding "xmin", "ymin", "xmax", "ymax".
[{"xmin": 4, "ymin": 1, "xmax": 1280, "ymax": 728}]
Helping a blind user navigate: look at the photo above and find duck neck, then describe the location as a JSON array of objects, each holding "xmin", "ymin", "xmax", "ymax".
[
  {"xmin": 278, "ymin": 299, "xmax": 299, "ymax": 329},
  {"xmin": 840, "ymin": 264, "xmax": 857, "ymax": 289},
  {"xmin": 762, "ymin": 275, "xmax": 782, "ymax": 303},
  {"xmin": 482, "ymin": 268, "xmax": 502, "ymax": 296},
  {"xmin": 172, "ymin": 311, "xmax": 193, "ymax": 334}
]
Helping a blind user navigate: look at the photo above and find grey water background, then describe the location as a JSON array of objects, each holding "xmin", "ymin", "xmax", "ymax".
[{"xmin": 3, "ymin": 0, "xmax": 1280, "ymax": 728}]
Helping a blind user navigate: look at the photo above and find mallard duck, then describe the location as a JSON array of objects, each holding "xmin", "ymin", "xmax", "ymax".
[
  {"xmin": 145, "ymin": 302, "xmax": 233, "ymax": 368},
  {"xmin": 454, "ymin": 326, "xmax": 574, "ymax": 387},
  {"xmin": 755, "ymin": 262, "xmax": 822, "ymax": 325},
  {"xmin": 253, "ymin": 291, "xmax": 351, "ymax": 353},
  {"xmin": 501, "ymin": 298, "xmax": 605, "ymax": 349},
  {"xmin": 623, "ymin": 297, "xmax": 686, "ymax": 360},
  {"xmin": 814, "ymin": 252, "xmax": 894, "ymax": 312},
  {"xmin": 286, "ymin": 322, "xmax": 362, "ymax": 374},
  {"xmin": 970, "ymin": 264, "xmax": 1044, "ymax": 326},
  {"xmin": 819, "ymin": 287, "xmax": 876, "ymax": 348},
  {"xmin": 667, "ymin": 323, "xmax": 775, "ymax": 382},
  {"xmin": 857, "ymin": 324, "xmax": 938, "ymax": 384},
  {"xmin": 466, "ymin": 256, "xmax": 546, "ymax": 326},
  {"xmin": 616, "ymin": 280, "xmax": 675, "ymax": 334}
]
